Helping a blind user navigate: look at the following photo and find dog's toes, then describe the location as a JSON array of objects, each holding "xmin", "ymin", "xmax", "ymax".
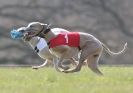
[
  {"xmin": 62, "ymin": 68, "xmax": 78, "ymax": 73},
  {"xmin": 60, "ymin": 69, "xmax": 66, "ymax": 72},
  {"xmin": 62, "ymin": 70, "xmax": 68, "ymax": 73},
  {"xmin": 63, "ymin": 66, "xmax": 70, "ymax": 70},
  {"xmin": 62, "ymin": 70, "xmax": 70, "ymax": 73},
  {"xmin": 32, "ymin": 66, "xmax": 39, "ymax": 70}
]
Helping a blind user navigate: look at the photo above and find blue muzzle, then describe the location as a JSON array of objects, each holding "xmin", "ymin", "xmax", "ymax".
[{"xmin": 10, "ymin": 29, "xmax": 24, "ymax": 39}]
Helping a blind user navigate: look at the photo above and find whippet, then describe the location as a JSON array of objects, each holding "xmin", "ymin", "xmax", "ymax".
[
  {"xmin": 11, "ymin": 27, "xmax": 77, "ymax": 71},
  {"xmin": 17, "ymin": 22, "xmax": 127, "ymax": 75}
]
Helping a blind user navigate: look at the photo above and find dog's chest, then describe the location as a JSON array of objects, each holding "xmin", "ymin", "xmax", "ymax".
[
  {"xmin": 49, "ymin": 32, "xmax": 80, "ymax": 48},
  {"xmin": 34, "ymin": 38, "xmax": 48, "ymax": 53}
]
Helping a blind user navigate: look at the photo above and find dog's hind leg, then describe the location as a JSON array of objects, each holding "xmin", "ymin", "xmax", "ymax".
[
  {"xmin": 63, "ymin": 46, "xmax": 89, "ymax": 73},
  {"xmin": 63, "ymin": 42, "xmax": 103, "ymax": 73},
  {"xmin": 87, "ymin": 52, "xmax": 103, "ymax": 75}
]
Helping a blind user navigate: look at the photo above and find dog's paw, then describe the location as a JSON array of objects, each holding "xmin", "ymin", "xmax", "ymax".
[
  {"xmin": 62, "ymin": 68, "xmax": 77, "ymax": 73},
  {"xmin": 62, "ymin": 70, "xmax": 71, "ymax": 73},
  {"xmin": 62, "ymin": 70, "xmax": 70, "ymax": 73},
  {"xmin": 32, "ymin": 66, "xmax": 39, "ymax": 70},
  {"xmin": 63, "ymin": 66, "xmax": 70, "ymax": 70},
  {"xmin": 59, "ymin": 69, "xmax": 67, "ymax": 73}
]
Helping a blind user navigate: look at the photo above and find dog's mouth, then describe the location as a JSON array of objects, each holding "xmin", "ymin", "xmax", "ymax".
[
  {"xmin": 10, "ymin": 26, "xmax": 38, "ymax": 41},
  {"xmin": 23, "ymin": 31, "xmax": 36, "ymax": 41},
  {"xmin": 16, "ymin": 25, "xmax": 45, "ymax": 41},
  {"xmin": 22, "ymin": 29, "xmax": 45, "ymax": 41},
  {"xmin": 23, "ymin": 34, "xmax": 31, "ymax": 41}
]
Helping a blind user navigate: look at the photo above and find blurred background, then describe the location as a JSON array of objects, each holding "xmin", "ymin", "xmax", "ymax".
[{"xmin": 0, "ymin": 0, "xmax": 132, "ymax": 66}]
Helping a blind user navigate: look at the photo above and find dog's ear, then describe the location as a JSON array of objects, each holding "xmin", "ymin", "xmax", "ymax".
[
  {"xmin": 40, "ymin": 23, "xmax": 45, "ymax": 26},
  {"xmin": 40, "ymin": 23, "xmax": 51, "ymax": 29},
  {"xmin": 47, "ymin": 24, "xmax": 51, "ymax": 29}
]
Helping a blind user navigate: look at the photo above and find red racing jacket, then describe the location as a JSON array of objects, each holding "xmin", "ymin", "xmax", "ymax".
[{"xmin": 49, "ymin": 32, "xmax": 80, "ymax": 48}]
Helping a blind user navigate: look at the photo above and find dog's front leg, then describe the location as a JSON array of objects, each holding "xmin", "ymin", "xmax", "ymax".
[
  {"xmin": 71, "ymin": 58, "xmax": 78, "ymax": 66},
  {"xmin": 53, "ymin": 57, "xmax": 71, "ymax": 72},
  {"xmin": 53, "ymin": 57, "xmax": 63, "ymax": 72},
  {"xmin": 32, "ymin": 60, "xmax": 48, "ymax": 70},
  {"xmin": 62, "ymin": 61, "xmax": 83, "ymax": 73}
]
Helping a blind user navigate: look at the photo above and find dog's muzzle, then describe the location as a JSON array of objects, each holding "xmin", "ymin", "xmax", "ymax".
[
  {"xmin": 10, "ymin": 28, "xmax": 34, "ymax": 41},
  {"xmin": 30, "ymin": 24, "xmax": 51, "ymax": 38},
  {"xmin": 10, "ymin": 29, "xmax": 24, "ymax": 39}
]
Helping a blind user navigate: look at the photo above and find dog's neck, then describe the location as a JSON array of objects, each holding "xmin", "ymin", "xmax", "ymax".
[
  {"xmin": 28, "ymin": 37, "xmax": 39, "ymax": 48},
  {"xmin": 43, "ymin": 30, "xmax": 57, "ymax": 42}
]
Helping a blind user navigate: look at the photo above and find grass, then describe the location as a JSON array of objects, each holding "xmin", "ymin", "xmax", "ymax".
[{"xmin": 0, "ymin": 66, "xmax": 133, "ymax": 93}]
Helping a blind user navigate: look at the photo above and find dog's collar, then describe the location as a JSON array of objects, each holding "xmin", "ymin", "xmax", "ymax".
[
  {"xmin": 35, "ymin": 25, "xmax": 45, "ymax": 36},
  {"xmin": 43, "ymin": 28, "xmax": 51, "ymax": 35},
  {"xmin": 35, "ymin": 25, "xmax": 51, "ymax": 38}
]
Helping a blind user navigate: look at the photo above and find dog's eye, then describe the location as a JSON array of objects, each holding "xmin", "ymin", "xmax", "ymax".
[
  {"xmin": 30, "ymin": 25, "xmax": 34, "ymax": 28},
  {"xmin": 20, "ymin": 30, "xmax": 25, "ymax": 33}
]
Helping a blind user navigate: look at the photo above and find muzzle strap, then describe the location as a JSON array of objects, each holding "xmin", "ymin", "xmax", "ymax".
[
  {"xmin": 35, "ymin": 25, "xmax": 51, "ymax": 38},
  {"xmin": 35, "ymin": 26, "xmax": 45, "ymax": 36},
  {"xmin": 43, "ymin": 28, "xmax": 51, "ymax": 35}
]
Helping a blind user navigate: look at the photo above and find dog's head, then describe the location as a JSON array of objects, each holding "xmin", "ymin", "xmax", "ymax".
[{"xmin": 11, "ymin": 22, "xmax": 50, "ymax": 41}]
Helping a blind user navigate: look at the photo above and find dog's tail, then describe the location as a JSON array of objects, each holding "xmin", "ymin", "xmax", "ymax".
[{"xmin": 102, "ymin": 42, "xmax": 127, "ymax": 56}]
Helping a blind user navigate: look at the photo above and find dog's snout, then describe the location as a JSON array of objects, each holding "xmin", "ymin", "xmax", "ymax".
[
  {"xmin": 17, "ymin": 27, "xmax": 26, "ymax": 33},
  {"xmin": 19, "ymin": 29, "xmax": 25, "ymax": 33}
]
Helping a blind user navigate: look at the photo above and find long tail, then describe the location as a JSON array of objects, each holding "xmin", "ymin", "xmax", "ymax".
[{"xmin": 102, "ymin": 43, "xmax": 127, "ymax": 56}]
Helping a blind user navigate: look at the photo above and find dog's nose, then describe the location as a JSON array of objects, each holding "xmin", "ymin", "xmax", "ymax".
[{"xmin": 19, "ymin": 29, "xmax": 25, "ymax": 33}]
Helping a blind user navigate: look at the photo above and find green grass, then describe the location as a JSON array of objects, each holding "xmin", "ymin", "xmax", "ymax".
[{"xmin": 0, "ymin": 66, "xmax": 133, "ymax": 93}]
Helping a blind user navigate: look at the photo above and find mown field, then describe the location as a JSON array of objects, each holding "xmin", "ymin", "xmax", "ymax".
[{"xmin": 0, "ymin": 66, "xmax": 133, "ymax": 93}]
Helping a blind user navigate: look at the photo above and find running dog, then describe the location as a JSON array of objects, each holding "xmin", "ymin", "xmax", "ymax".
[
  {"xmin": 11, "ymin": 27, "xmax": 77, "ymax": 71},
  {"xmin": 18, "ymin": 22, "xmax": 127, "ymax": 75}
]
